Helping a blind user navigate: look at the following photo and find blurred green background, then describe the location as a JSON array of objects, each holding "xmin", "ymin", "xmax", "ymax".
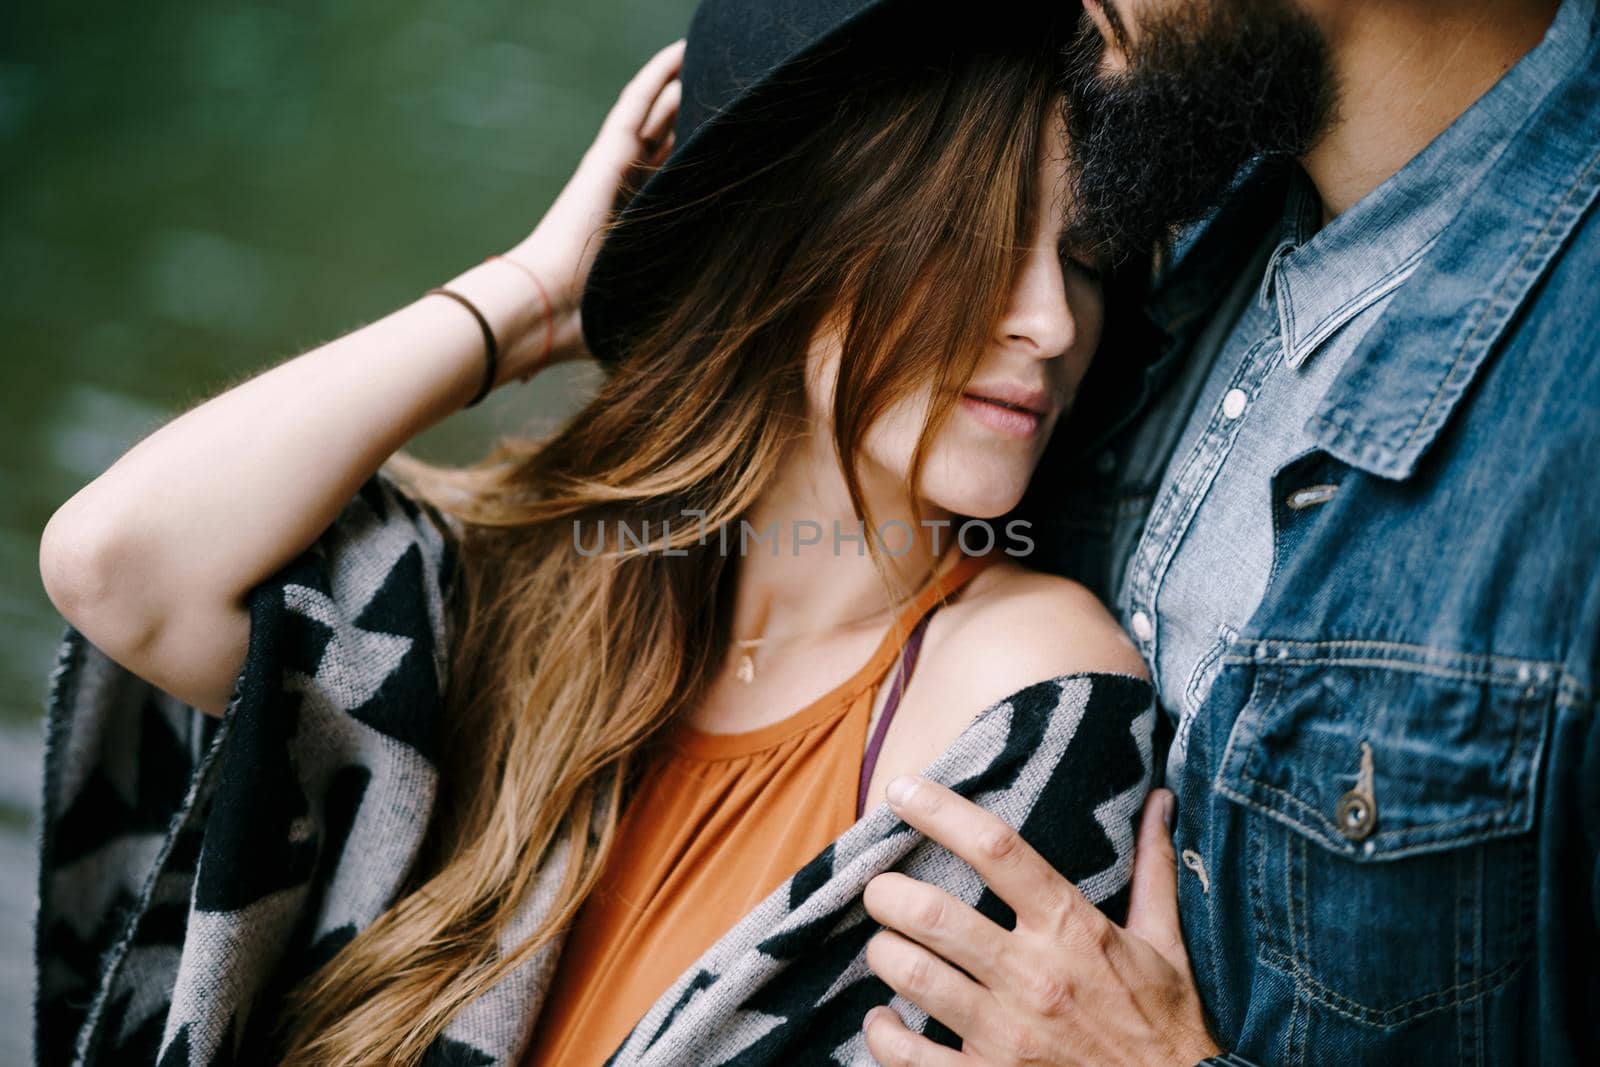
[{"xmin": 0, "ymin": 0, "xmax": 696, "ymax": 1057}]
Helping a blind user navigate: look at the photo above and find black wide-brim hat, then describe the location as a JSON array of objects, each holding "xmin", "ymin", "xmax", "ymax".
[{"xmin": 580, "ymin": 0, "xmax": 1056, "ymax": 364}]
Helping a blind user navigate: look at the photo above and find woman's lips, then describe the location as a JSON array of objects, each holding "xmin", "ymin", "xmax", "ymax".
[{"xmin": 961, "ymin": 394, "xmax": 1045, "ymax": 439}]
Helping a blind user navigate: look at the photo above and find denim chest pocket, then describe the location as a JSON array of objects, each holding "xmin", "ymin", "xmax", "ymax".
[{"xmin": 1215, "ymin": 639, "xmax": 1552, "ymax": 1029}]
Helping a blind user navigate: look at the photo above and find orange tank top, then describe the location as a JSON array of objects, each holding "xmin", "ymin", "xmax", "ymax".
[{"xmin": 520, "ymin": 549, "xmax": 995, "ymax": 1067}]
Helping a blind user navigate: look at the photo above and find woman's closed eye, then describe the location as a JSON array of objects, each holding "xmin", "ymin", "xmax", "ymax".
[{"xmin": 1057, "ymin": 240, "xmax": 1107, "ymax": 282}]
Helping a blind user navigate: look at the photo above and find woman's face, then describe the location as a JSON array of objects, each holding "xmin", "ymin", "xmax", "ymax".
[{"xmin": 806, "ymin": 115, "xmax": 1105, "ymax": 520}]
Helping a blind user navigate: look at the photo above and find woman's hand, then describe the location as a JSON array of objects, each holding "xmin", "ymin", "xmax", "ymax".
[
  {"xmin": 36, "ymin": 40, "xmax": 686, "ymax": 715},
  {"xmin": 497, "ymin": 39, "xmax": 684, "ymax": 377}
]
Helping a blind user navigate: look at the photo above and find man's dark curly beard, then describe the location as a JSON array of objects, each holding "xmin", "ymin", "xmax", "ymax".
[{"xmin": 1061, "ymin": 0, "xmax": 1337, "ymax": 265}]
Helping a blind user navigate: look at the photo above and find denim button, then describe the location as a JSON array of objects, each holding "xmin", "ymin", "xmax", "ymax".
[
  {"xmin": 1336, "ymin": 788, "xmax": 1377, "ymax": 841},
  {"xmin": 1222, "ymin": 388, "xmax": 1248, "ymax": 420}
]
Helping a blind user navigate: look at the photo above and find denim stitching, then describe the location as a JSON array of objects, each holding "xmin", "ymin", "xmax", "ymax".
[
  {"xmin": 1451, "ymin": 844, "xmax": 1468, "ymax": 1066},
  {"xmin": 1288, "ymin": 981, "xmax": 1307, "ymax": 1067},
  {"xmin": 1294, "ymin": 832, "xmax": 1311, "ymax": 975},
  {"xmin": 1179, "ymin": 625, "xmax": 1238, "ymax": 764},
  {"xmin": 1225, "ymin": 636, "xmax": 1560, "ymax": 663},
  {"xmin": 1219, "ymin": 661, "xmax": 1284, "ymax": 792},
  {"xmin": 1285, "ymin": 830, "xmax": 1307, "ymax": 1067},
  {"xmin": 1402, "ymin": 146, "xmax": 1600, "ymax": 456},
  {"xmin": 1220, "ymin": 658, "xmax": 1534, "ymax": 687},
  {"xmin": 1250, "ymin": 676, "xmax": 1538, "ymax": 846},
  {"xmin": 1284, "ymin": 823, "xmax": 1299, "ymax": 965},
  {"xmin": 1288, "ymin": 240, "xmax": 1434, "ymax": 365},
  {"xmin": 1121, "ymin": 332, "xmax": 1282, "ymax": 666},
  {"xmin": 1249, "ymin": 791, "xmax": 1270, "ymax": 964},
  {"xmin": 1312, "ymin": 141, "xmax": 1600, "ymax": 458},
  {"xmin": 1221, "ymin": 654, "xmax": 1533, "ymax": 1034},
  {"xmin": 1500, "ymin": 679, "xmax": 1534, "ymax": 821},
  {"xmin": 1292, "ymin": 833, "xmax": 1312, "ymax": 1067},
  {"xmin": 1221, "ymin": 773, "xmax": 1527, "ymax": 847},
  {"xmin": 1218, "ymin": 655, "xmax": 1542, "ymax": 847},
  {"xmin": 1222, "ymin": 639, "xmax": 1562, "ymax": 681},
  {"xmin": 1258, "ymin": 948, "xmax": 1523, "ymax": 1027}
]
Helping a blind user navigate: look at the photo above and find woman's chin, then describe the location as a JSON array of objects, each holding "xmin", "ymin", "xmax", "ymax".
[{"xmin": 925, "ymin": 478, "xmax": 1031, "ymax": 522}]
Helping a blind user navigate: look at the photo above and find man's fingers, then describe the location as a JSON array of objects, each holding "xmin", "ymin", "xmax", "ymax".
[
  {"xmin": 886, "ymin": 776, "xmax": 1101, "ymax": 937},
  {"xmin": 865, "ymin": 929, "xmax": 994, "ymax": 1041},
  {"xmin": 863, "ymin": 871, "xmax": 1009, "ymax": 987},
  {"xmin": 861, "ymin": 1005, "xmax": 970, "ymax": 1067},
  {"xmin": 1125, "ymin": 788, "xmax": 1187, "ymax": 970}
]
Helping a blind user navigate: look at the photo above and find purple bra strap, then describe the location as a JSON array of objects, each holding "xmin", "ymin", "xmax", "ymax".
[{"xmin": 856, "ymin": 610, "xmax": 936, "ymax": 819}]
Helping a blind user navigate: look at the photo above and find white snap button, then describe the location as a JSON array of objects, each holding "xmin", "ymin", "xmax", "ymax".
[
  {"xmin": 1131, "ymin": 610, "xmax": 1155, "ymax": 642},
  {"xmin": 1222, "ymin": 388, "xmax": 1248, "ymax": 420}
]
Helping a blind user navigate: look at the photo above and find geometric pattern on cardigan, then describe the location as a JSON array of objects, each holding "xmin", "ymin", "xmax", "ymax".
[{"xmin": 32, "ymin": 470, "xmax": 1153, "ymax": 1066}]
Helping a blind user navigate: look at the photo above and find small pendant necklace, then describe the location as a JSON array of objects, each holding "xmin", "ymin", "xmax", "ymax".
[
  {"xmin": 733, "ymin": 642, "xmax": 760, "ymax": 684},
  {"xmin": 729, "ymin": 554, "xmax": 946, "ymax": 685}
]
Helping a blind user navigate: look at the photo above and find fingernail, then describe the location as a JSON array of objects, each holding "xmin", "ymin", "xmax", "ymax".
[
  {"xmin": 1161, "ymin": 790, "xmax": 1176, "ymax": 832},
  {"xmin": 886, "ymin": 776, "xmax": 918, "ymax": 808},
  {"xmin": 863, "ymin": 1006, "xmax": 886, "ymax": 1029}
]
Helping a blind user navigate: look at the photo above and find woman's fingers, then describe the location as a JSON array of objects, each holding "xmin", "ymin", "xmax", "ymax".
[
  {"xmin": 645, "ymin": 130, "xmax": 675, "ymax": 169},
  {"xmin": 604, "ymin": 39, "xmax": 686, "ymax": 142},
  {"xmin": 502, "ymin": 40, "xmax": 683, "ymax": 367},
  {"xmin": 639, "ymin": 78, "xmax": 682, "ymax": 149}
]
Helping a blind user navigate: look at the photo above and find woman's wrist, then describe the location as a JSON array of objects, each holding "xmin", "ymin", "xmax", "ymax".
[
  {"xmin": 438, "ymin": 256, "xmax": 561, "ymax": 390},
  {"xmin": 502, "ymin": 238, "xmax": 587, "ymax": 363}
]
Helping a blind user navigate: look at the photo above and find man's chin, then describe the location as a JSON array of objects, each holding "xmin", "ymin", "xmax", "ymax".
[{"xmin": 1059, "ymin": 0, "xmax": 1335, "ymax": 262}]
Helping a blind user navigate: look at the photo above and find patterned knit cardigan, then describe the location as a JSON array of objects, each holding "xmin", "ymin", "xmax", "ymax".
[{"xmin": 33, "ymin": 472, "xmax": 1155, "ymax": 1067}]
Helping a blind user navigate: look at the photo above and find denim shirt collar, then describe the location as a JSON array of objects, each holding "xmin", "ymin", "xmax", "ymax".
[
  {"xmin": 1262, "ymin": 164, "xmax": 1439, "ymax": 374},
  {"xmin": 1149, "ymin": 0, "xmax": 1600, "ymax": 481}
]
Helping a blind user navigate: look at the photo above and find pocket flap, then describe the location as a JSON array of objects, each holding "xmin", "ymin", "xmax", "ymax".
[{"xmin": 1215, "ymin": 639, "xmax": 1553, "ymax": 860}]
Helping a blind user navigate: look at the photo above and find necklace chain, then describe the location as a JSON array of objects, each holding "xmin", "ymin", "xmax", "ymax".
[{"xmin": 728, "ymin": 553, "xmax": 949, "ymax": 684}]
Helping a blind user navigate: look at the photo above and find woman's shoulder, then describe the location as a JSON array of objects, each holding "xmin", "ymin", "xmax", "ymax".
[
  {"xmin": 873, "ymin": 557, "xmax": 1151, "ymax": 794},
  {"xmin": 917, "ymin": 556, "xmax": 1151, "ymax": 714}
]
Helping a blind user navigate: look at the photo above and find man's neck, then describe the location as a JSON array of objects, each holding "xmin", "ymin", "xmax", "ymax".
[{"xmin": 1302, "ymin": 0, "xmax": 1560, "ymax": 222}]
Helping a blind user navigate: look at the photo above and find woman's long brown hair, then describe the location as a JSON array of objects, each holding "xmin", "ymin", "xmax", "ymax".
[{"xmin": 273, "ymin": 21, "xmax": 1069, "ymax": 1065}]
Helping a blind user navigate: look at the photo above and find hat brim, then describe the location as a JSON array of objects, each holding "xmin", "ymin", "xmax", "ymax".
[{"xmin": 580, "ymin": 0, "xmax": 934, "ymax": 364}]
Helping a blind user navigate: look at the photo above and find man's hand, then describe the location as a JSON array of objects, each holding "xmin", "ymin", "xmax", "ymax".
[{"xmin": 859, "ymin": 779, "xmax": 1220, "ymax": 1066}]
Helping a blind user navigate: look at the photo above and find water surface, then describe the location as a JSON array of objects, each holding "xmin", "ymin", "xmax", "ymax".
[{"xmin": 0, "ymin": 1, "xmax": 696, "ymax": 1058}]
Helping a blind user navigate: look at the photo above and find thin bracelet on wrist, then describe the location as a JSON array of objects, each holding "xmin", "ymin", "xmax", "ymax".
[
  {"xmin": 485, "ymin": 253, "xmax": 556, "ymax": 375},
  {"xmin": 425, "ymin": 287, "xmax": 498, "ymax": 408}
]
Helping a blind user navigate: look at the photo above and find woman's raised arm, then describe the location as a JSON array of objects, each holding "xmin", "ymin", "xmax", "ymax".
[{"xmin": 37, "ymin": 40, "xmax": 685, "ymax": 716}]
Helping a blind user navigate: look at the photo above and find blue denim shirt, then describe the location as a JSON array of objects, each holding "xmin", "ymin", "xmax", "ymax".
[
  {"xmin": 1034, "ymin": 0, "xmax": 1600, "ymax": 1062},
  {"xmin": 1113, "ymin": 0, "xmax": 1593, "ymax": 796}
]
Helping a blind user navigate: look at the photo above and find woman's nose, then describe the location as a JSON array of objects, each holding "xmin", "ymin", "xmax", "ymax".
[{"xmin": 996, "ymin": 240, "xmax": 1079, "ymax": 359}]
